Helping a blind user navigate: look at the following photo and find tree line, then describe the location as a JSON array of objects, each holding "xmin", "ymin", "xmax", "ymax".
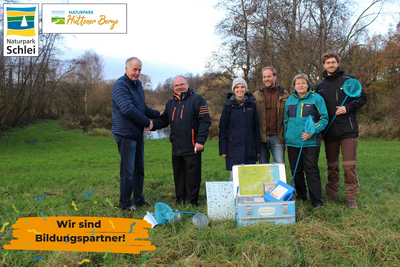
[{"xmin": 0, "ymin": 0, "xmax": 399, "ymax": 139}]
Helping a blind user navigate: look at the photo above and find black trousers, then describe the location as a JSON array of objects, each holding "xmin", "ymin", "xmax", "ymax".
[
  {"xmin": 287, "ymin": 146, "xmax": 322, "ymax": 206},
  {"xmin": 172, "ymin": 153, "xmax": 202, "ymax": 205}
]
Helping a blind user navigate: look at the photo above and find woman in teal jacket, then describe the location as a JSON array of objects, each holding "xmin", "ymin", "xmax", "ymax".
[{"xmin": 284, "ymin": 74, "xmax": 328, "ymax": 208}]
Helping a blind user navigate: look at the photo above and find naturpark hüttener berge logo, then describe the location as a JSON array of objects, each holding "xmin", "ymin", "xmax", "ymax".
[
  {"xmin": 51, "ymin": 11, "xmax": 65, "ymax": 25},
  {"xmin": 3, "ymin": 4, "xmax": 39, "ymax": 57},
  {"xmin": 42, "ymin": 3, "xmax": 127, "ymax": 34}
]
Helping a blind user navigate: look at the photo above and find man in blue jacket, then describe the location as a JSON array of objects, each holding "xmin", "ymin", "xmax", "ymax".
[
  {"xmin": 149, "ymin": 75, "xmax": 211, "ymax": 206},
  {"xmin": 112, "ymin": 57, "xmax": 160, "ymax": 212}
]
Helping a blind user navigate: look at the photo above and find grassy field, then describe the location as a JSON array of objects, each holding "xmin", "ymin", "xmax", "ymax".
[{"xmin": 1, "ymin": 121, "xmax": 400, "ymax": 266}]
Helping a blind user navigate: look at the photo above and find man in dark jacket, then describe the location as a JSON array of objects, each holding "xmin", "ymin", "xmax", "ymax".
[
  {"xmin": 149, "ymin": 75, "xmax": 211, "ymax": 206},
  {"xmin": 111, "ymin": 57, "xmax": 160, "ymax": 212},
  {"xmin": 315, "ymin": 51, "xmax": 367, "ymax": 209}
]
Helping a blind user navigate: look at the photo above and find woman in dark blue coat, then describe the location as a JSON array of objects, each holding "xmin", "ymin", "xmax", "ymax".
[{"xmin": 219, "ymin": 78, "xmax": 261, "ymax": 180}]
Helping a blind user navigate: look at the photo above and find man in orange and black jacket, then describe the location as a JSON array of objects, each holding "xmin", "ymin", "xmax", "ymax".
[{"xmin": 149, "ymin": 75, "xmax": 211, "ymax": 206}]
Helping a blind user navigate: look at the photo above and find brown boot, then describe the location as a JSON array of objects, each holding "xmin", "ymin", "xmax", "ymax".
[
  {"xmin": 343, "ymin": 164, "xmax": 360, "ymax": 203},
  {"xmin": 325, "ymin": 162, "xmax": 339, "ymax": 199},
  {"xmin": 348, "ymin": 201, "xmax": 358, "ymax": 209}
]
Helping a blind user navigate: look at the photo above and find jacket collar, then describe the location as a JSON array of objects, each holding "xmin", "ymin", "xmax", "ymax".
[
  {"xmin": 225, "ymin": 91, "xmax": 255, "ymax": 105},
  {"xmin": 174, "ymin": 88, "xmax": 194, "ymax": 100},
  {"xmin": 292, "ymin": 86, "xmax": 314, "ymax": 99},
  {"xmin": 124, "ymin": 74, "xmax": 142, "ymax": 88},
  {"xmin": 323, "ymin": 66, "xmax": 345, "ymax": 81},
  {"xmin": 260, "ymin": 85, "xmax": 286, "ymax": 95},
  {"xmin": 264, "ymin": 84, "xmax": 278, "ymax": 92}
]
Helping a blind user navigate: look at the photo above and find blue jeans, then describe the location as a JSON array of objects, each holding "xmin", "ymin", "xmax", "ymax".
[
  {"xmin": 113, "ymin": 134, "xmax": 145, "ymax": 209},
  {"xmin": 259, "ymin": 134, "xmax": 285, "ymax": 164}
]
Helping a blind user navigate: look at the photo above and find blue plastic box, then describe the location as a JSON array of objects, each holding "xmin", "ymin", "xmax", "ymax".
[{"xmin": 264, "ymin": 180, "xmax": 295, "ymax": 202}]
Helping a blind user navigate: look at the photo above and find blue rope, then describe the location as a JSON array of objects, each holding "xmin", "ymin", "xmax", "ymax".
[
  {"xmin": 290, "ymin": 140, "xmax": 304, "ymax": 186},
  {"xmin": 322, "ymin": 96, "xmax": 348, "ymax": 139}
]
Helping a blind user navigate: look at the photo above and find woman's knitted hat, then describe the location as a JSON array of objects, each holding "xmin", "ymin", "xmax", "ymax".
[{"xmin": 231, "ymin": 78, "xmax": 248, "ymax": 91}]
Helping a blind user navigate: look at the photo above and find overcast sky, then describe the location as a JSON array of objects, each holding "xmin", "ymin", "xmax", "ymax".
[
  {"xmin": 40, "ymin": 0, "xmax": 225, "ymax": 87},
  {"xmin": 6, "ymin": 0, "xmax": 400, "ymax": 88}
]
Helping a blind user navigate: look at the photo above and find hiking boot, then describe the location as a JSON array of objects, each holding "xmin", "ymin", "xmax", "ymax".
[
  {"xmin": 348, "ymin": 202, "xmax": 358, "ymax": 209},
  {"xmin": 137, "ymin": 200, "xmax": 151, "ymax": 207},
  {"xmin": 123, "ymin": 205, "xmax": 140, "ymax": 212},
  {"xmin": 313, "ymin": 203, "xmax": 322, "ymax": 209}
]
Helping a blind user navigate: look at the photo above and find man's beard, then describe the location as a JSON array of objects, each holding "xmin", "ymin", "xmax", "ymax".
[{"xmin": 265, "ymin": 82, "xmax": 276, "ymax": 90}]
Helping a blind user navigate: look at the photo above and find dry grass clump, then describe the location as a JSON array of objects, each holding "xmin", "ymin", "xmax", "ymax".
[
  {"xmin": 359, "ymin": 118, "xmax": 400, "ymax": 140},
  {"xmin": 86, "ymin": 128, "xmax": 113, "ymax": 137}
]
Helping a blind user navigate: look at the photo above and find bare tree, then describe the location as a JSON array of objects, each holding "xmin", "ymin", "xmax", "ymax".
[
  {"xmin": 75, "ymin": 50, "xmax": 104, "ymax": 116},
  {"xmin": 140, "ymin": 74, "xmax": 153, "ymax": 91},
  {"xmin": 211, "ymin": 0, "xmax": 387, "ymax": 89},
  {"xmin": 0, "ymin": 34, "xmax": 71, "ymax": 127},
  {"xmin": 154, "ymin": 77, "xmax": 174, "ymax": 104}
]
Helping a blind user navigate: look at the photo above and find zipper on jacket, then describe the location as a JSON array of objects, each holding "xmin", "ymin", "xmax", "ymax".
[
  {"xmin": 267, "ymin": 92, "xmax": 272, "ymax": 134},
  {"xmin": 300, "ymin": 103, "xmax": 304, "ymax": 117},
  {"xmin": 181, "ymin": 105, "xmax": 184, "ymax": 119},
  {"xmin": 172, "ymin": 107, "xmax": 176, "ymax": 121},
  {"xmin": 349, "ymin": 117, "xmax": 354, "ymax": 130}
]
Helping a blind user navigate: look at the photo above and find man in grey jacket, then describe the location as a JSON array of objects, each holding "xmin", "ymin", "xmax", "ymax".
[{"xmin": 111, "ymin": 57, "xmax": 160, "ymax": 212}]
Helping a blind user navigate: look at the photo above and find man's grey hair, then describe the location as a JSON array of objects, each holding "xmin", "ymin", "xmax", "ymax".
[
  {"xmin": 262, "ymin": 66, "xmax": 278, "ymax": 76},
  {"xmin": 173, "ymin": 75, "xmax": 188, "ymax": 83},
  {"xmin": 125, "ymin": 57, "xmax": 142, "ymax": 68}
]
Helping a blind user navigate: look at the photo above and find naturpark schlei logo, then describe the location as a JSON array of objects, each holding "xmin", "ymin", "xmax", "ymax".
[
  {"xmin": 42, "ymin": 4, "xmax": 127, "ymax": 34},
  {"xmin": 3, "ymin": 4, "xmax": 39, "ymax": 57}
]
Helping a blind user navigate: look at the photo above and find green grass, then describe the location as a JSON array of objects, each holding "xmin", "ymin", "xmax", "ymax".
[
  {"xmin": 1, "ymin": 121, "xmax": 400, "ymax": 266},
  {"xmin": 51, "ymin": 17, "xmax": 65, "ymax": 25}
]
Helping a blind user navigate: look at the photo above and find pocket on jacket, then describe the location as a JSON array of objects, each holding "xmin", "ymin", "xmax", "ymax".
[
  {"xmin": 302, "ymin": 103, "xmax": 317, "ymax": 117},
  {"xmin": 287, "ymin": 104, "xmax": 297, "ymax": 118}
]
